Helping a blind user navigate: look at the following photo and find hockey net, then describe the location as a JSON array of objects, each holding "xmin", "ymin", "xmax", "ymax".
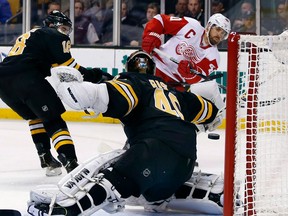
[{"xmin": 223, "ymin": 32, "xmax": 288, "ymax": 215}]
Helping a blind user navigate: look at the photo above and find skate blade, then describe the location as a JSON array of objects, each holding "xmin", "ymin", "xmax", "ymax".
[{"xmin": 46, "ymin": 167, "xmax": 62, "ymax": 176}]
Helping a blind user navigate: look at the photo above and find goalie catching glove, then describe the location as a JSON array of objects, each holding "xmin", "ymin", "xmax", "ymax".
[
  {"xmin": 56, "ymin": 81, "xmax": 109, "ymax": 116},
  {"xmin": 51, "ymin": 66, "xmax": 114, "ymax": 84}
]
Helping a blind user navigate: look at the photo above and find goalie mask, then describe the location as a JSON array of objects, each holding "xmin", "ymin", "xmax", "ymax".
[
  {"xmin": 43, "ymin": 10, "xmax": 72, "ymax": 35},
  {"xmin": 126, "ymin": 50, "xmax": 156, "ymax": 75}
]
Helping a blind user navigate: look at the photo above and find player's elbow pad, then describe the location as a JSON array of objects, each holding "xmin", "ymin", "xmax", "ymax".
[{"xmin": 57, "ymin": 81, "xmax": 109, "ymax": 115}]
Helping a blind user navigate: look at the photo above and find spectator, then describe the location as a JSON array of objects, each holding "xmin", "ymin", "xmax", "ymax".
[
  {"xmin": 140, "ymin": 2, "xmax": 160, "ymax": 29},
  {"xmin": 96, "ymin": 0, "xmax": 114, "ymax": 44},
  {"xmin": 231, "ymin": 0, "xmax": 254, "ymax": 31},
  {"xmin": 121, "ymin": 0, "xmax": 138, "ymax": 26},
  {"xmin": 46, "ymin": 1, "xmax": 61, "ymax": 14},
  {"xmin": 82, "ymin": 0, "xmax": 95, "ymax": 10},
  {"xmin": 232, "ymin": 10, "xmax": 268, "ymax": 34},
  {"xmin": 36, "ymin": 1, "xmax": 61, "ymax": 27},
  {"xmin": 101, "ymin": 0, "xmax": 143, "ymax": 46},
  {"xmin": 211, "ymin": 0, "xmax": 226, "ymax": 15},
  {"xmin": 74, "ymin": 0, "xmax": 99, "ymax": 44},
  {"xmin": 130, "ymin": 2, "xmax": 160, "ymax": 46},
  {"xmin": 84, "ymin": 0, "xmax": 108, "ymax": 36},
  {"xmin": 0, "ymin": 0, "xmax": 12, "ymax": 24},
  {"xmin": 233, "ymin": 10, "xmax": 256, "ymax": 33},
  {"xmin": 186, "ymin": 0, "xmax": 204, "ymax": 26},
  {"xmin": 170, "ymin": 0, "xmax": 188, "ymax": 18},
  {"xmin": 266, "ymin": 0, "xmax": 288, "ymax": 35}
]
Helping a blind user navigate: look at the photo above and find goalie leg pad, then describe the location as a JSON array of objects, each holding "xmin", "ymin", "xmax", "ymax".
[
  {"xmin": 175, "ymin": 171, "xmax": 224, "ymax": 206},
  {"xmin": 28, "ymin": 174, "xmax": 125, "ymax": 216},
  {"xmin": 29, "ymin": 149, "xmax": 125, "ymax": 205}
]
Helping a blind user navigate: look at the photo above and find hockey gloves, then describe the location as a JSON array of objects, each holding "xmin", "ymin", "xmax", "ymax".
[
  {"xmin": 79, "ymin": 67, "xmax": 114, "ymax": 83},
  {"xmin": 142, "ymin": 32, "xmax": 161, "ymax": 54},
  {"xmin": 177, "ymin": 60, "xmax": 195, "ymax": 78}
]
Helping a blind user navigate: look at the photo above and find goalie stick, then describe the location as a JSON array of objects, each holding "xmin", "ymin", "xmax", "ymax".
[{"xmin": 152, "ymin": 48, "xmax": 285, "ymax": 107}]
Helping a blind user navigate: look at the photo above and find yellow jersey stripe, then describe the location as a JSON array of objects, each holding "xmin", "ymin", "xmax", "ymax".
[
  {"xmin": 52, "ymin": 130, "xmax": 70, "ymax": 140},
  {"xmin": 52, "ymin": 58, "xmax": 75, "ymax": 67},
  {"xmin": 30, "ymin": 128, "xmax": 46, "ymax": 135},
  {"xmin": 54, "ymin": 140, "xmax": 74, "ymax": 150},
  {"xmin": 192, "ymin": 95, "xmax": 205, "ymax": 123},
  {"xmin": 108, "ymin": 80, "xmax": 138, "ymax": 116},
  {"xmin": 116, "ymin": 80, "xmax": 138, "ymax": 109},
  {"xmin": 197, "ymin": 101, "xmax": 213, "ymax": 123},
  {"xmin": 74, "ymin": 64, "xmax": 80, "ymax": 70},
  {"xmin": 29, "ymin": 119, "xmax": 43, "ymax": 125}
]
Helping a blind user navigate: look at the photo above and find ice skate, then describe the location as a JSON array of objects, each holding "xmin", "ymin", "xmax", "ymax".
[
  {"xmin": 38, "ymin": 152, "xmax": 62, "ymax": 177},
  {"xmin": 57, "ymin": 153, "xmax": 78, "ymax": 173}
]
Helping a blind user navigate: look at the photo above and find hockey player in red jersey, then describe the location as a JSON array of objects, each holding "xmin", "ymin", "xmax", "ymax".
[
  {"xmin": 0, "ymin": 10, "xmax": 112, "ymax": 176},
  {"xmin": 142, "ymin": 13, "xmax": 231, "ymax": 92},
  {"xmin": 27, "ymin": 50, "xmax": 223, "ymax": 215}
]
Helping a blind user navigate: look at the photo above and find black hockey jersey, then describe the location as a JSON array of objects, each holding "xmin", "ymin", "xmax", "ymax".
[
  {"xmin": 0, "ymin": 27, "xmax": 81, "ymax": 77},
  {"xmin": 104, "ymin": 73, "xmax": 218, "ymax": 158}
]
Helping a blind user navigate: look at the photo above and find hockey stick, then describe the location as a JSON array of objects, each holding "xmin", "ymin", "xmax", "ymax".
[
  {"xmin": 167, "ymin": 73, "xmax": 224, "ymax": 88},
  {"xmin": 153, "ymin": 48, "xmax": 227, "ymax": 91},
  {"xmin": 153, "ymin": 48, "xmax": 285, "ymax": 107}
]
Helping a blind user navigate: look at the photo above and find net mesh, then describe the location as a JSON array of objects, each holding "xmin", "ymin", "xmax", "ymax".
[{"xmin": 233, "ymin": 34, "xmax": 288, "ymax": 215}]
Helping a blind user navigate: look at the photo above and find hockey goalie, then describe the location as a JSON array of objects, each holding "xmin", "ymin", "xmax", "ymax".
[{"xmin": 27, "ymin": 51, "xmax": 226, "ymax": 215}]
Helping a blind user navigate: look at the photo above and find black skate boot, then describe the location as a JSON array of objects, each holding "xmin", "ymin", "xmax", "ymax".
[
  {"xmin": 58, "ymin": 153, "xmax": 79, "ymax": 173},
  {"xmin": 35, "ymin": 143, "xmax": 62, "ymax": 176}
]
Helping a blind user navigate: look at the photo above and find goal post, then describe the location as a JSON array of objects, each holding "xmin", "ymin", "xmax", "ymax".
[{"xmin": 223, "ymin": 32, "xmax": 288, "ymax": 215}]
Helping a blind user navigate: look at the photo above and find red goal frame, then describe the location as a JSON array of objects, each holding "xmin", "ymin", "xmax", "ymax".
[{"xmin": 223, "ymin": 32, "xmax": 259, "ymax": 216}]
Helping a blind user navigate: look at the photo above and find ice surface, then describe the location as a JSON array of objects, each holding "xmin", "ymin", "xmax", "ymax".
[{"xmin": 0, "ymin": 119, "xmax": 225, "ymax": 215}]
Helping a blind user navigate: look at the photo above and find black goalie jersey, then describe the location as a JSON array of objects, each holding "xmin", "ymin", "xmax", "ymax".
[{"xmin": 103, "ymin": 72, "xmax": 218, "ymax": 159}]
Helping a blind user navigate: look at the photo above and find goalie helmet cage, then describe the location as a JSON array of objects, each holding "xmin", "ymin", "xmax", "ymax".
[{"xmin": 223, "ymin": 32, "xmax": 288, "ymax": 216}]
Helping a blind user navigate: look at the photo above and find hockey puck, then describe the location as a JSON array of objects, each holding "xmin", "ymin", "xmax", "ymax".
[{"xmin": 208, "ymin": 133, "xmax": 220, "ymax": 140}]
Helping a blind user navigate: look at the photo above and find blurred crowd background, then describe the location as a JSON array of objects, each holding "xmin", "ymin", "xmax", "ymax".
[{"xmin": 0, "ymin": 0, "xmax": 287, "ymax": 49}]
